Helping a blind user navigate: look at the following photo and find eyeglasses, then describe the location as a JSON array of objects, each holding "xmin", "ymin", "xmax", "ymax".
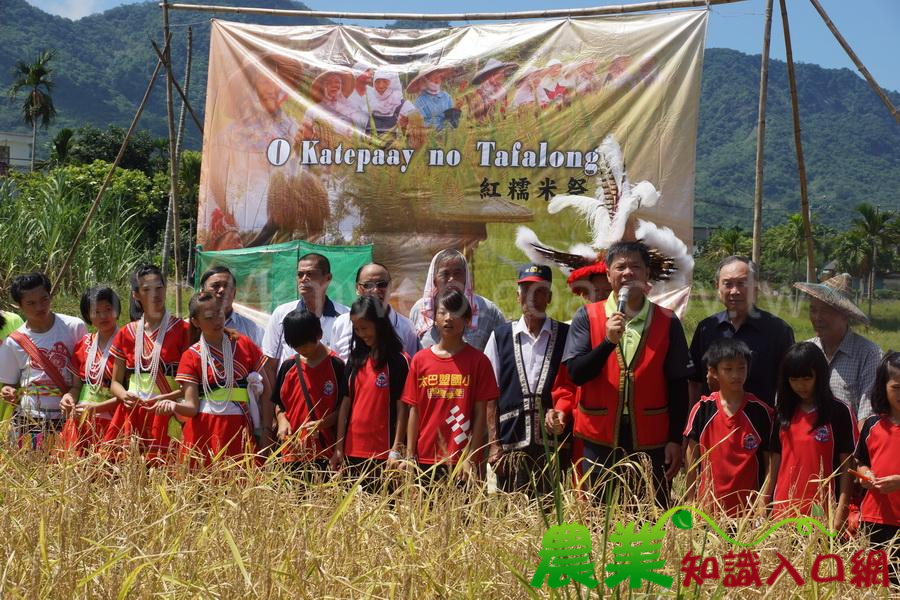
[{"xmin": 359, "ymin": 280, "xmax": 390, "ymax": 290}]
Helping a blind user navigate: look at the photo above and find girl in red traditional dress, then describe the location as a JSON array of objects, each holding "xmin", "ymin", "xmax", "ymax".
[
  {"xmin": 58, "ymin": 286, "xmax": 122, "ymax": 454},
  {"xmin": 105, "ymin": 265, "xmax": 190, "ymax": 461},
  {"xmin": 175, "ymin": 292, "xmax": 268, "ymax": 465}
]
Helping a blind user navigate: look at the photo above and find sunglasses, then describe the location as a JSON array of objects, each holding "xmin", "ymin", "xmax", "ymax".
[{"xmin": 359, "ymin": 280, "xmax": 390, "ymax": 290}]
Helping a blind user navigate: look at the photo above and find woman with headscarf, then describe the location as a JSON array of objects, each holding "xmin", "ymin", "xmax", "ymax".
[
  {"xmin": 510, "ymin": 66, "xmax": 550, "ymax": 111},
  {"xmin": 367, "ymin": 69, "xmax": 418, "ymax": 134},
  {"xmin": 408, "ymin": 249, "xmax": 506, "ymax": 352},
  {"xmin": 299, "ymin": 68, "xmax": 356, "ymax": 141}
]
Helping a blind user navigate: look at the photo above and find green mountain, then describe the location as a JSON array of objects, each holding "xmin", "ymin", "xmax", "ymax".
[{"xmin": 2, "ymin": 0, "xmax": 898, "ymax": 228}]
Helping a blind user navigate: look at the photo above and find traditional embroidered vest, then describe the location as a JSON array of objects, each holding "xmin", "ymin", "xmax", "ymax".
[
  {"xmin": 574, "ymin": 301, "xmax": 672, "ymax": 449},
  {"xmin": 495, "ymin": 319, "xmax": 569, "ymax": 451}
]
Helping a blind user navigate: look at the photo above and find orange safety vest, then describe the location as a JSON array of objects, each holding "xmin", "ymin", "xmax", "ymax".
[{"xmin": 573, "ymin": 300, "xmax": 672, "ymax": 449}]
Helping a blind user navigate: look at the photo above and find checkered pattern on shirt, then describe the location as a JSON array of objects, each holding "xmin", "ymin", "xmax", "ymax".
[{"xmin": 809, "ymin": 332, "xmax": 882, "ymax": 422}]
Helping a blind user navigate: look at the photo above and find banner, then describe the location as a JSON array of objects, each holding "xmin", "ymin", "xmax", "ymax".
[{"xmin": 197, "ymin": 13, "xmax": 707, "ymax": 317}]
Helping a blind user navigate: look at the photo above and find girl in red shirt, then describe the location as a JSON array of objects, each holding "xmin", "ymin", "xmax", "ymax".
[
  {"xmin": 769, "ymin": 342, "xmax": 855, "ymax": 528},
  {"xmin": 105, "ymin": 265, "xmax": 190, "ymax": 461},
  {"xmin": 855, "ymin": 351, "xmax": 900, "ymax": 584},
  {"xmin": 403, "ymin": 289, "xmax": 498, "ymax": 483},
  {"xmin": 331, "ymin": 296, "xmax": 410, "ymax": 482},
  {"xmin": 59, "ymin": 286, "xmax": 122, "ymax": 454},
  {"xmin": 176, "ymin": 292, "xmax": 269, "ymax": 465}
]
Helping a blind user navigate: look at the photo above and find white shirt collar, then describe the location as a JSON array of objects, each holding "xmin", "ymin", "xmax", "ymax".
[{"xmin": 513, "ymin": 315, "xmax": 552, "ymax": 341}]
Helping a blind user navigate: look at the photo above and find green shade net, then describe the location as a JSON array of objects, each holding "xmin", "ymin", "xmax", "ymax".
[{"xmin": 195, "ymin": 241, "xmax": 373, "ymax": 312}]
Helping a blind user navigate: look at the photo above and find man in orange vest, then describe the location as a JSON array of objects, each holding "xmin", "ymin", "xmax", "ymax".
[{"xmin": 546, "ymin": 241, "xmax": 692, "ymax": 506}]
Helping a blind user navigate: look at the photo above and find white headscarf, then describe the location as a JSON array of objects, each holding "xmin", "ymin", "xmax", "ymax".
[
  {"xmin": 414, "ymin": 249, "xmax": 480, "ymax": 336},
  {"xmin": 367, "ymin": 69, "xmax": 404, "ymax": 116}
]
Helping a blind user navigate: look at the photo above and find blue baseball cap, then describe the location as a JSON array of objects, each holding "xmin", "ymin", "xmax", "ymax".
[{"xmin": 517, "ymin": 264, "xmax": 552, "ymax": 284}]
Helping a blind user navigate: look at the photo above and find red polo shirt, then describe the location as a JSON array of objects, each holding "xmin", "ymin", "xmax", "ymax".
[
  {"xmin": 771, "ymin": 399, "xmax": 856, "ymax": 516},
  {"xmin": 684, "ymin": 392, "xmax": 773, "ymax": 516},
  {"xmin": 273, "ymin": 353, "xmax": 347, "ymax": 462},
  {"xmin": 344, "ymin": 353, "xmax": 410, "ymax": 460},
  {"xmin": 855, "ymin": 415, "xmax": 900, "ymax": 526}
]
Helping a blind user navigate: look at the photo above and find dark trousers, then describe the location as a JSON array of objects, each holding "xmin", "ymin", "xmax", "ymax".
[
  {"xmin": 344, "ymin": 456, "xmax": 387, "ymax": 492},
  {"xmin": 580, "ymin": 415, "xmax": 670, "ymax": 508},
  {"xmin": 866, "ymin": 522, "xmax": 900, "ymax": 586},
  {"xmin": 496, "ymin": 444, "xmax": 570, "ymax": 497}
]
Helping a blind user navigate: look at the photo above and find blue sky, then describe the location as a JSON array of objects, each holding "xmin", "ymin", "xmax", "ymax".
[{"xmin": 26, "ymin": 0, "xmax": 900, "ymax": 91}]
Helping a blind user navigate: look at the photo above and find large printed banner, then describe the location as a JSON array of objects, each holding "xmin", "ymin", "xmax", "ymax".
[{"xmin": 198, "ymin": 12, "xmax": 707, "ymax": 315}]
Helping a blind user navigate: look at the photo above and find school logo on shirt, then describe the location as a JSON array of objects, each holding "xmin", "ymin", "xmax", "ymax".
[
  {"xmin": 323, "ymin": 381, "xmax": 335, "ymax": 396},
  {"xmin": 742, "ymin": 433, "xmax": 759, "ymax": 450},
  {"xmin": 814, "ymin": 426, "xmax": 831, "ymax": 443},
  {"xmin": 375, "ymin": 372, "xmax": 388, "ymax": 388}
]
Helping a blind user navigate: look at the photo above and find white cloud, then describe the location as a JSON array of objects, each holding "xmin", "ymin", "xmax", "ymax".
[{"xmin": 25, "ymin": 0, "xmax": 139, "ymax": 20}]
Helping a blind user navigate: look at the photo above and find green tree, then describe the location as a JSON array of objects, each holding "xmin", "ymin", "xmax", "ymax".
[
  {"xmin": 850, "ymin": 203, "xmax": 895, "ymax": 301},
  {"xmin": 68, "ymin": 125, "xmax": 168, "ymax": 176},
  {"xmin": 697, "ymin": 226, "xmax": 752, "ymax": 262},
  {"xmin": 49, "ymin": 128, "xmax": 74, "ymax": 166},
  {"xmin": 7, "ymin": 49, "xmax": 57, "ymax": 171}
]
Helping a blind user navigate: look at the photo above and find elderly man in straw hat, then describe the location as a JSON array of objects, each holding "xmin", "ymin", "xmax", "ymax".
[{"xmin": 794, "ymin": 273, "xmax": 882, "ymax": 425}]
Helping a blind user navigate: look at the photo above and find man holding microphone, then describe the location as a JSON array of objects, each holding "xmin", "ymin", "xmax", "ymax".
[{"xmin": 545, "ymin": 241, "xmax": 692, "ymax": 506}]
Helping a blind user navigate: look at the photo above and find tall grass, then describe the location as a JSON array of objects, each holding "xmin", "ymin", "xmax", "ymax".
[
  {"xmin": 0, "ymin": 441, "xmax": 888, "ymax": 598},
  {"xmin": 0, "ymin": 172, "xmax": 145, "ymax": 297}
]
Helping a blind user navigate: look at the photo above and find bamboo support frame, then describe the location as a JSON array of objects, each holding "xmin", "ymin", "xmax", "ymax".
[
  {"xmin": 164, "ymin": 0, "xmax": 745, "ymax": 20},
  {"xmin": 751, "ymin": 0, "xmax": 773, "ymax": 268},
  {"xmin": 150, "ymin": 39, "xmax": 204, "ymax": 136},
  {"xmin": 779, "ymin": 0, "xmax": 816, "ymax": 283},
  {"xmin": 51, "ymin": 58, "xmax": 164, "ymax": 293},
  {"xmin": 162, "ymin": 1, "xmax": 183, "ymax": 316},
  {"xmin": 808, "ymin": 0, "xmax": 899, "ymax": 125}
]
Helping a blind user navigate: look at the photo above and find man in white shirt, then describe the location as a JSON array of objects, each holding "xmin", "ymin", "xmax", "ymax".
[
  {"xmin": 199, "ymin": 266, "xmax": 264, "ymax": 347},
  {"xmin": 0, "ymin": 272, "xmax": 87, "ymax": 446},
  {"xmin": 483, "ymin": 264, "xmax": 574, "ymax": 495},
  {"xmin": 263, "ymin": 253, "xmax": 349, "ymax": 373},
  {"xmin": 330, "ymin": 262, "xmax": 419, "ymax": 361}
]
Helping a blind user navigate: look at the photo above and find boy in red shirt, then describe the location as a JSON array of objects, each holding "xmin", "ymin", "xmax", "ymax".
[
  {"xmin": 684, "ymin": 338, "xmax": 773, "ymax": 516},
  {"xmin": 403, "ymin": 289, "xmax": 499, "ymax": 483},
  {"xmin": 270, "ymin": 309, "xmax": 347, "ymax": 470}
]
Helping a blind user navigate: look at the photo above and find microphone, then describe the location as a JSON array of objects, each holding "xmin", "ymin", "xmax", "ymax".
[{"xmin": 617, "ymin": 283, "xmax": 632, "ymax": 314}]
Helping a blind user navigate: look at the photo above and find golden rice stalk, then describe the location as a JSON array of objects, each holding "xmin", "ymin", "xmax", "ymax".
[{"xmin": 267, "ymin": 170, "xmax": 330, "ymax": 238}]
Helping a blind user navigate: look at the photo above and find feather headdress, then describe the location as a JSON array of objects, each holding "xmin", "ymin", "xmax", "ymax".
[{"xmin": 515, "ymin": 133, "xmax": 692, "ymax": 290}]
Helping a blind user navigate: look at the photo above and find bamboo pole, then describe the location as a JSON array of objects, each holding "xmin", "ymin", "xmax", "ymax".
[
  {"xmin": 150, "ymin": 39, "xmax": 204, "ymax": 135},
  {"xmin": 779, "ymin": 0, "xmax": 815, "ymax": 283},
  {"xmin": 163, "ymin": 27, "xmax": 193, "ymax": 280},
  {"xmin": 751, "ymin": 0, "xmax": 773, "ymax": 268},
  {"xmin": 162, "ymin": 2, "xmax": 183, "ymax": 316},
  {"xmin": 808, "ymin": 0, "xmax": 900, "ymax": 125},
  {"xmin": 164, "ymin": 0, "xmax": 746, "ymax": 20},
  {"xmin": 51, "ymin": 58, "xmax": 164, "ymax": 294}
]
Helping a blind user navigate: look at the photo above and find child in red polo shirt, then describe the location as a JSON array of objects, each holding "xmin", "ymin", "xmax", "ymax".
[
  {"xmin": 684, "ymin": 338, "xmax": 773, "ymax": 516},
  {"xmin": 270, "ymin": 309, "xmax": 347, "ymax": 470},
  {"xmin": 331, "ymin": 296, "xmax": 410, "ymax": 481},
  {"xmin": 403, "ymin": 289, "xmax": 498, "ymax": 482},
  {"xmin": 770, "ymin": 342, "xmax": 855, "ymax": 527},
  {"xmin": 854, "ymin": 351, "xmax": 900, "ymax": 584}
]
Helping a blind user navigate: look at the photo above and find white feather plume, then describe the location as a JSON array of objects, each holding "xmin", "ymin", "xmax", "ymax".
[
  {"xmin": 629, "ymin": 181, "xmax": 660, "ymax": 211},
  {"xmin": 548, "ymin": 194, "xmax": 614, "ymax": 246},
  {"xmin": 514, "ymin": 226, "xmax": 557, "ymax": 267},
  {"xmin": 568, "ymin": 243, "xmax": 597, "ymax": 262},
  {"xmin": 597, "ymin": 134, "xmax": 625, "ymax": 192},
  {"xmin": 635, "ymin": 219, "xmax": 693, "ymax": 287}
]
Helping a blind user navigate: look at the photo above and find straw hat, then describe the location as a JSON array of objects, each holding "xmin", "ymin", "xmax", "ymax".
[
  {"xmin": 472, "ymin": 58, "xmax": 518, "ymax": 85},
  {"xmin": 406, "ymin": 64, "xmax": 460, "ymax": 94},
  {"xmin": 793, "ymin": 273, "xmax": 869, "ymax": 325},
  {"xmin": 310, "ymin": 68, "xmax": 354, "ymax": 103}
]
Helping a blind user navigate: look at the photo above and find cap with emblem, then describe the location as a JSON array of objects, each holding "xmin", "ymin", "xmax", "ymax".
[{"xmin": 517, "ymin": 264, "xmax": 552, "ymax": 284}]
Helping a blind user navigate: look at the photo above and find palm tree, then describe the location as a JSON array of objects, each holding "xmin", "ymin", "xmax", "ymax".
[
  {"xmin": 7, "ymin": 50, "xmax": 57, "ymax": 171},
  {"xmin": 851, "ymin": 203, "xmax": 895, "ymax": 314},
  {"xmin": 49, "ymin": 128, "xmax": 73, "ymax": 166},
  {"xmin": 699, "ymin": 226, "xmax": 752, "ymax": 262}
]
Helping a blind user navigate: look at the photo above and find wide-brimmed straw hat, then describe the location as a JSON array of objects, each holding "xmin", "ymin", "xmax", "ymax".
[
  {"xmin": 310, "ymin": 68, "xmax": 354, "ymax": 103},
  {"xmin": 406, "ymin": 64, "xmax": 460, "ymax": 94},
  {"xmin": 793, "ymin": 273, "xmax": 869, "ymax": 325},
  {"xmin": 472, "ymin": 58, "xmax": 518, "ymax": 85},
  {"xmin": 514, "ymin": 65, "xmax": 549, "ymax": 85}
]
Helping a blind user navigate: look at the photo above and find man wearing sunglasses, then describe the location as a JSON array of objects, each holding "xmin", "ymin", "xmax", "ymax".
[{"xmin": 330, "ymin": 262, "xmax": 420, "ymax": 361}]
